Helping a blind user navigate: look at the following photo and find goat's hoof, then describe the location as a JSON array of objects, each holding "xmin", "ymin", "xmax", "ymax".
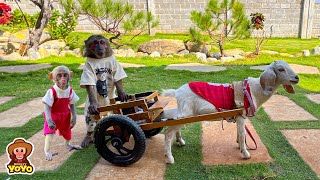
[
  {"xmin": 241, "ymin": 150, "xmax": 251, "ymax": 159},
  {"xmin": 177, "ymin": 139, "xmax": 185, "ymax": 146},
  {"xmin": 165, "ymin": 155, "xmax": 175, "ymax": 164}
]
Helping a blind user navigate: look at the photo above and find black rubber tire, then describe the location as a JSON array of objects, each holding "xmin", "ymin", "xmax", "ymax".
[
  {"xmin": 94, "ymin": 114, "xmax": 146, "ymax": 166},
  {"xmin": 143, "ymin": 117, "xmax": 163, "ymax": 138}
]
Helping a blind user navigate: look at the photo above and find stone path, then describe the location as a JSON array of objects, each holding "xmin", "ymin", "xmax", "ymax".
[
  {"xmin": 282, "ymin": 129, "xmax": 320, "ymax": 176},
  {"xmin": 85, "ymin": 134, "xmax": 165, "ymax": 180},
  {"xmin": 262, "ymin": 95, "xmax": 317, "ymax": 121},
  {"xmin": 250, "ymin": 64, "xmax": 320, "ymax": 74},
  {"xmin": 0, "ymin": 97, "xmax": 43, "ymax": 127},
  {"xmin": 165, "ymin": 63, "xmax": 226, "ymax": 72},
  {"xmin": 0, "ymin": 96, "xmax": 14, "ymax": 105},
  {"xmin": 306, "ymin": 94, "xmax": 320, "ymax": 104},
  {"xmin": 0, "ymin": 115, "xmax": 86, "ymax": 172},
  {"xmin": 0, "ymin": 64, "xmax": 52, "ymax": 73},
  {"xmin": 202, "ymin": 120, "xmax": 272, "ymax": 165},
  {"xmin": 78, "ymin": 63, "xmax": 146, "ymax": 70}
]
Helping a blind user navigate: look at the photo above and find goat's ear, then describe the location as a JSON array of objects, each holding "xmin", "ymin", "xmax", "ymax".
[{"xmin": 260, "ymin": 66, "xmax": 276, "ymax": 96}]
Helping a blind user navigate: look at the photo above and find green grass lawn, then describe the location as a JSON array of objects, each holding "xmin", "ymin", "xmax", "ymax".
[{"xmin": 0, "ymin": 37, "xmax": 320, "ymax": 179}]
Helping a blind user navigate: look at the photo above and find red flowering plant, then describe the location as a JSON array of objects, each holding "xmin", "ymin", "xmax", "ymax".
[
  {"xmin": 250, "ymin": 12, "xmax": 265, "ymax": 30},
  {"xmin": 250, "ymin": 12, "xmax": 271, "ymax": 55},
  {"xmin": 0, "ymin": 3, "xmax": 12, "ymax": 25}
]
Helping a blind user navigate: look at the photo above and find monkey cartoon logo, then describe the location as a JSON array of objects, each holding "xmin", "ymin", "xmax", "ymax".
[{"xmin": 5, "ymin": 138, "xmax": 35, "ymax": 175}]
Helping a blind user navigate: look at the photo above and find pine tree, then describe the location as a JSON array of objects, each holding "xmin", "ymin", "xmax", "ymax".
[{"xmin": 190, "ymin": 0, "xmax": 250, "ymax": 58}]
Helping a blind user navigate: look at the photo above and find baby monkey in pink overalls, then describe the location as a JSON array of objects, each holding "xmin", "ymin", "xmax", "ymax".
[{"xmin": 42, "ymin": 65, "xmax": 82, "ymax": 161}]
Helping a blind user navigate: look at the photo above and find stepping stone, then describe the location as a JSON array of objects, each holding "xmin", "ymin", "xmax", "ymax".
[
  {"xmin": 78, "ymin": 63, "xmax": 145, "ymax": 70},
  {"xmin": 85, "ymin": 134, "xmax": 166, "ymax": 180},
  {"xmin": 0, "ymin": 115, "xmax": 86, "ymax": 172},
  {"xmin": 250, "ymin": 64, "xmax": 319, "ymax": 74},
  {"xmin": 78, "ymin": 103, "xmax": 85, "ymax": 108},
  {"xmin": 282, "ymin": 129, "xmax": 320, "ymax": 176},
  {"xmin": 0, "ymin": 96, "xmax": 14, "ymax": 105},
  {"xmin": 0, "ymin": 64, "xmax": 52, "ymax": 73},
  {"xmin": 165, "ymin": 63, "xmax": 226, "ymax": 72},
  {"xmin": 202, "ymin": 120, "xmax": 272, "ymax": 165},
  {"xmin": 0, "ymin": 97, "xmax": 44, "ymax": 127},
  {"xmin": 306, "ymin": 94, "xmax": 320, "ymax": 104},
  {"xmin": 262, "ymin": 95, "xmax": 317, "ymax": 121}
]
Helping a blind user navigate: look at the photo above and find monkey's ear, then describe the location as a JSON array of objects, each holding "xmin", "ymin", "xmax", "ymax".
[
  {"xmin": 70, "ymin": 71, "xmax": 73, "ymax": 79},
  {"xmin": 48, "ymin": 72, "xmax": 53, "ymax": 81}
]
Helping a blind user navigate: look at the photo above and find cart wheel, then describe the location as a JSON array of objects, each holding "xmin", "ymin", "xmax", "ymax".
[
  {"xmin": 94, "ymin": 114, "xmax": 146, "ymax": 166},
  {"xmin": 143, "ymin": 118, "xmax": 163, "ymax": 138}
]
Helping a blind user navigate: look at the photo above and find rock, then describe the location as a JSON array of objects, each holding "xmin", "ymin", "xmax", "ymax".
[
  {"xmin": 73, "ymin": 48, "xmax": 82, "ymax": 57},
  {"xmin": 195, "ymin": 52, "xmax": 207, "ymax": 62},
  {"xmin": 311, "ymin": 46, "xmax": 320, "ymax": 55},
  {"xmin": 177, "ymin": 49, "xmax": 190, "ymax": 56},
  {"xmin": 138, "ymin": 39, "xmax": 185, "ymax": 55},
  {"xmin": 27, "ymin": 48, "xmax": 41, "ymax": 60},
  {"xmin": 185, "ymin": 41, "xmax": 211, "ymax": 56},
  {"xmin": 9, "ymin": 29, "xmax": 51, "ymax": 44},
  {"xmin": 232, "ymin": 54, "xmax": 245, "ymax": 59},
  {"xmin": 221, "ymin": 56, "xmax": 236, "ymax": 62},
  {"xmin": 114, "ymin": 48, "xmax": 136, "ymax": 57},
  {"xmin": 224, "ymin": 48, "xmax": 246, "ymax": 56},
  {"xmin": 59, "ymin": 50, "xmax": 76, "ymax": 57},
  {"xmin": 212, "ymin": 52, "xmax": 221, "ymax": 59},
  {"xmin": 206, "ymin": 58, "xmax": 218, "ymax": 62},
  {"xmin": 150, "ymin": 51, "xmax": 161, "ymax": 57},
  {"xmin": 39, "ymin": 40, "xmax": 66, "ymax": 50},
  {"xmin": 302, "ymin": 50, "xmax": 310, "ymax": 56},
  {"xmin": 0, "ymin": 52, "xmax": 22, "ymax": 60}
]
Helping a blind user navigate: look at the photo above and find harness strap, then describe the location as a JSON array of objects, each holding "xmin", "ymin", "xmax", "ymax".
[
  {"xmin": 245, "ymin": 125, "xmax": 258, "ymax": 150},
  {"xmin": 51, "ymin": 86, "xmax": 57, "ymax": 102},
  {"xmin": 243, "ymin": 79, "xmax": 256, "ymax": 117}
]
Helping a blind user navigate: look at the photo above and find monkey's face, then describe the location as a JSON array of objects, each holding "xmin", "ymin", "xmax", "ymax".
[
  {"xmin": 84, "ymin": 35, "xmax": 113, "ymax": 59},
  {"xmin": 13, "ymin": 147, "xmax": 26, "ymax": 159},
  {"xmin": 55, "ymin": 70, "xmax": 69, "ymax": 90}
]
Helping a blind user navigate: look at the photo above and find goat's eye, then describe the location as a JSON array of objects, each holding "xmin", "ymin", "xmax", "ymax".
[{"xmin": 278, "ymin": 68, "xmax": 285, "ymax": 72}]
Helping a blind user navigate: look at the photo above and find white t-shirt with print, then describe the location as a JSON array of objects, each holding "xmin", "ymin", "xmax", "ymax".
[
  {"xmin": 80, "ymin": 56, "xmax": 127, "ymax": 115},
  {"xmin": 42, "ymin": 84, "xmax": 79, "ymax": 107}
]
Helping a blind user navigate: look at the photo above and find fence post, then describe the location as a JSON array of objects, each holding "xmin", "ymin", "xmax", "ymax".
[{"xmin": 300, "ymin": 0, "xmax": 315, "ymax": 39}]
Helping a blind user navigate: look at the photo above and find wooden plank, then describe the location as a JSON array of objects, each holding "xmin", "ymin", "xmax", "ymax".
[
  {"xmin": 149, "ymin": 96, "xmax": 172, "ymax": 110},
  {"xmin": 140, "ymin": 109, "xmax": 243, "ymax": 130},
  {"xmin": 145, "ymin": 91, "xmax": 159, "ymax": 102},
  {"xmin": 97, "ymin": 99, "xmax": 146, "ymax": 112}
]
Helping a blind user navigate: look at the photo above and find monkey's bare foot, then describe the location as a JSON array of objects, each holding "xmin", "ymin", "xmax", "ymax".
[
  {"xmin": 67, "ymin": 144, "xmax": 82, "ymax": 151},
  {"xmin": 81, "ymin": 135, "xmax": 93, "ymax": 147},
  {"xmin": 45, "ymin": 151, "xmax": 58, "ymax": 161}
]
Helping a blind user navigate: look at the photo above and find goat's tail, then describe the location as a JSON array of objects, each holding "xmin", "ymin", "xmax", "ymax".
[{"xmin": 161, "ymin": 89, "xmax": 176, "ymax": 97}]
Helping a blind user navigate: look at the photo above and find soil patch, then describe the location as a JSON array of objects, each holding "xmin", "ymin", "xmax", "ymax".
[
  {"xmin": 165, "ymin": 63, "xmax": 226, "ymax": 72},
  {"xmin": 0, "ymin": 96, "xmax": 14, "ymax": 105},
  {"xmin": 306, "ymin": 94, "xmax": 320, "ymax": 104},
  {"xmin": 202, "ymin": 120, "xmax": 272, "ymax": 165},
  {"xmin": 262, "ymin": 95, "xmax": 317, "ymax": 121},
  {"xmin": 282, "ymin": 129, "xmax": 320, "ymax": 176},
  {"xmin": 0, "ymin": 97, "xmax": 43, "ymax": 127},
  {"xmin": 0, "ymin": 64, "xmax": 52, "ymax": 73},
  {"xmin": 85, "ymin": 134, "xmax": 166, "ymax": 180},
  {"xmin": 250, "ymin": 64, "xmax": 319, "ymax": 74},
  {"xmin": 0, "ymin": 115, "xmax": 86, "ymax": 172}
]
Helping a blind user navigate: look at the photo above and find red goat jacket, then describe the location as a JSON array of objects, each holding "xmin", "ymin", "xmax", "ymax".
[{"xmin": 188, "ymin": 82, "xmax": 236, "ymax": 111}]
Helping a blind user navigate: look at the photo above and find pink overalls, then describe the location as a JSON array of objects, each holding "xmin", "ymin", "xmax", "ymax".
[{"xmin": 44, "ymin": 87, "xmax": 72, "ymax": 140}]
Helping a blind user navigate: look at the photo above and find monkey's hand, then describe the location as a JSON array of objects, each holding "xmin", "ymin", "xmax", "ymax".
[
  {"xmin": 117, "ymin": 90, "xmax": 129, "ymax": 102},
  {"xmin": 67, "ymin": 144, "xmax": 82, "ymax": 151},
  {"xmin": 88, "ymin": 102, "xmax": 100, "ymax": 115},
  {"xmin": 70, "ymin": 116, "xmax": 76, "ymax": 129},
  {"xmin": 47, "ymin": 118, "xmax": 56, "ymax": 130},
  {"xmin": 45, "ymin": 151, "xmax": 58, "ymax": 161}
]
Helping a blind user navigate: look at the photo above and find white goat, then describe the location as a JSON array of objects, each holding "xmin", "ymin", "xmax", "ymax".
[{"xmin": 162, "ymin": 60, "xmax": 299, "ymax": 164}]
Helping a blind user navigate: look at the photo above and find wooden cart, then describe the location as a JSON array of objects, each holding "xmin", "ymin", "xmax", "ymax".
[{"xmin": 93, "ymin": 91, "xmax": 243, "ymax": 166}]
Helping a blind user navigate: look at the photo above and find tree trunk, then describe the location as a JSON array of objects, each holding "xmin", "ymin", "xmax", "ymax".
[
  {"xmin": 29, "ymin": 0, "xmax": 52, "ymax": 51},
  {"xmin": 218, "ymin": 34, "xmax": 225, "ymax": 58}
]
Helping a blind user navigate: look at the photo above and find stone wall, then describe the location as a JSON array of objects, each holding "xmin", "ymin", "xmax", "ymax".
[{"xmin": 5, "ymin": 0, "xmax": 320, "ymax": 38}]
